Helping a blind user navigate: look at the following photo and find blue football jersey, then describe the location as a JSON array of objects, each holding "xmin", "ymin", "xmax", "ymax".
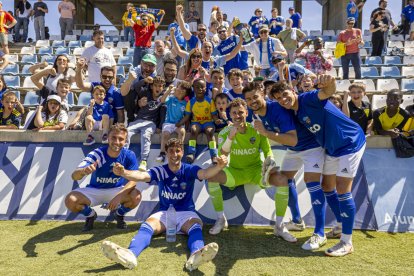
[
  {"xmin": 215, "ymin": 36, "xmax": 241, "ymax": 74},
  {"xmin": 148, "ymin": 163, "xmax": 202, "ymax": 211},
  {"xmin": 297, "ymin": 90, "xmax": 366, "ymax": 157},
  {"xmin": 289, "ymin": 110, "xmax": 320, "ymax": 152},
  {"xmin": 256, "ymin": 100, "xmax": 296, "ymax": 135},
  {"xmin": 78, "ymin": 147, "xmax": 138, "ymax": 189}
]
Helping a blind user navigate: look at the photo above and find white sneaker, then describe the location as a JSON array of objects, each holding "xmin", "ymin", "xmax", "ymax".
[
  {"xmin": 284, "ymin": 219, "xmax": 306, "ymax": 231},
  {"xmin": 325, "ymin": 240, "xmax": 354, "ymax": 257},
  {"xmin": 274, "ymin": 225, "xmax": 297, "ymax": 243},
  {"xmin": 326, "ymin": 225, "xmax": 342, "ymax": 238},
  {"xmin": 302, "ymin": 233, "xmax": 327, "ymax": 250},
  {"xmin": 209, "ymin": 216, "xmax": 228, "ymax": 235},
  {"xmin": 185, "ymin": 242, "xmax": 219, "ymax": 271},
  {"xmin": 101, "ymin": 240, "xmax": 137, "ymax": 269}
]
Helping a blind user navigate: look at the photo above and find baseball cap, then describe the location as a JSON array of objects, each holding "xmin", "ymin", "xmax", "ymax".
[
  {"xmin": 263, "ymin": 79, "xmax": 276, "ymax": 87},
  {"xmin": 141, "ymin": 54, "xmax": 157, "ymax": 65},
  {"xmin": 271, "ymin": 54, "xmax": 285, "ymax": 63},
  {"xmin": 47, "ymin": 95, "xmax": 62, "ymax": 104},
  {"xmin": 347, "ymin": 17, "xmax": 356, "ymax": 22},
  {"xmin": 259, "ymin": 25, "xmax": 269, "ymax": 32}
]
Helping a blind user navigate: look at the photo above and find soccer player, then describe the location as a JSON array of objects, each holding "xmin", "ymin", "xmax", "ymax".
[
  {"xmin": 207, "ymin": 97, "xmax": 296, "ymax": 242},
  {"xmin": 65, "ymin": 124, "xmax": 141, "ymax": 231},
  {"xmin": 271, "ymin": 75, "xmax": 366, "ymax": 257},
  {"xmin": 101, "ymin": 138, "xmax": 228, "ymax": 271}
]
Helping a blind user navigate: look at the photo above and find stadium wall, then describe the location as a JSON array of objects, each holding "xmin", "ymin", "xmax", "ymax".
[{"xmin": 5, "ymin": 141, "xmax": 412, "ymax": 231}]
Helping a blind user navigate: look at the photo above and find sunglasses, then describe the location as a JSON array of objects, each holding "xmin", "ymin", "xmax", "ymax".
[
  {"xmin": 198, "ymin": 29, "xmax": 206, "ymax": 32},
  {"xmin": 191, "ymin": 55, "xmax": 202, "ymax": 59},
  {"xmin": 218, "ymin": 30, "xmax": 226, "ymax": 34},
  {"xmin": 259, "ymin": 31, "xmax": 268, "ymax": 34},
  {"xmin": 57, "ymin": 58, "xmax": 68, "ymax": 62},
  {"xmin": 101, "ymin": 75, "xmax": 114, "ymax": 80}
]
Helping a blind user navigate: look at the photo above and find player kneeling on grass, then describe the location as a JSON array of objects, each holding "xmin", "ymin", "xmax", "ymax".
[
  {"xmin": 101, "ymin": 138, "xmax": 228, "ymax": 271},
  {"xmin": 83, "ymin": 85, "xmax": 113, "ymax": 145},
  {"xmin": 66, "ymin": 124, "xmax": 141, "ymax": 231},
  {"xmin": 206, "ymin": 98, "xmax": 297, "ymax": 243}
]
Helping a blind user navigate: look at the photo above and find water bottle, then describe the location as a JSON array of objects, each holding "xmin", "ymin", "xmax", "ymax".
[{"xmin": 166, "ymin": 204, "xmax": 176, "ymax": 242}]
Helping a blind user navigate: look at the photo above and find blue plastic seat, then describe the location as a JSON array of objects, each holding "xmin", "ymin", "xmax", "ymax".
[
  {"xmin": 68, "ymin": 41, "xmax": 82, "ymax": 48},
  {"xmin": 52, "ymin": 40, "xmax": 65, "ymax": 48},
  {"xmin": 116, "ymin": 66, "xmax": 125, "ymax": 78},
  {"xmin": 20, "ymin": 54, "xmax": 38, "ymax": 64},
  {"xmin": 40, "ymin": 55, "xmax": 56, "ymax": 64},
  {"xmin": 2, "ymin": 64, "xmax": 19, "ymax": 75},
  {"xmin": 67, "ymin": 92, "xmax": 75, "ymax": 105},
  {"xmin": 364, "ymin": 56, "xmax": 382, "ymax": 66},
  {"xmin": 117, "ymin": 56, "xmax": 133, "ymax": 66},
  {"xmin": 38, "ymin": 46, "xmax": 53, "ymax": 55},
  {"xmin": 401, "ymin": 78, "xmax": 414, "ymax": 92},
  {"xmin": 23, "ymin": 91, "xmax": 40, "ymax": 106},
  {"xmin": 125, "ymin": 48, "xmax": 134, "ymax": 56},
  {"xmin": 3, "ymin": 75, "xmax": 20, "ymax": 88},
  {"xmin": 381, "ymin": 66, "xmax": 401, "ymax": 78},
  {"xmin": 76, "ymin": 92, "xmax": 91, "ymax": 106},
  {"xmin": 361, "ymin": 67, "xmax": 379, "ymax": 78},
  {"xmin": 55, "ymin": 47, "xmax": 69, "ymax": 55},
  {"xmin": 383, "ymin": 56, "xmax": 402, "ymax": 65}
]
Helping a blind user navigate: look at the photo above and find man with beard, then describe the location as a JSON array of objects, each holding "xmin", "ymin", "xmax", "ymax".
[
  {"xmin": 76, "ymin": 64, "xmax": 125, "ymax": 124},
  {"xmin": 153, "ymin": 40, "xmax": 175, "ymax": 76},
  {"xmin": 176, "ymin": 5, "xmax": 207, "ymax": 50}
]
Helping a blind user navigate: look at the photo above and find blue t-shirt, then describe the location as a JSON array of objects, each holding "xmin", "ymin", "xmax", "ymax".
[
  {"xmin": 402, "ymin": 5, "xmax": 414, "ymax": 23},
  {"xmin": 92, "ymin": 101, "xmax": 114, "ymax": 121},
  {"xmin": 256, "ymin": 100, "xmax": 296, "ymax": 135},
  {"xmin": 290, "ymin": 13, "xmax": 302, "ymax": 28},
  {"xmin": 78, "ymin": 147, "xmax": 138, "ymax": 189},
  {"xmin": 269, "ymin": 63, "xmax": 312, "ymax": 82},
  {"xmin": 214, "ymin": 36, "xmax": 242, "ymax": 74},
  {"xmin": 91, "ymin": 82, "xmax": 124, "ymax": 123},
  {"xmin": 347, "ymin": 2, "xmax": 359, "ymax": 20},
  {"xmin": 187, "ymin": 34, "xmax": 202, "ymax": 50},
  {"xmin": 269, "ymin": 16, "xmax": 284, "ymax": 36},
  {"xmin": 297, "ymin": 90, "xmax": 366, "ymax": 157},
  {"xmin": 248, "ymin": 16, "xmax": 269, "ymax": 37},
  {"xmin": 148, "ymin": 163, "xmax": 202, "ymax": 211},
  {"xmin": 168, "ymin": 22, "xmax": 189, "ymax": 49},
  {"xmin": 165, "ymin": 96, "xmax": 187, "ymax": 124},
  {"xmin": 201, "ymin": 55, "xmax": 226, "ymax": 72},
  {"xmin": 288, "ymin": 110, "xmax": 320, "ymax": 152},
  {"xmin": 206, "ymin": 84, "xmax": 229, "ymax": 98}
]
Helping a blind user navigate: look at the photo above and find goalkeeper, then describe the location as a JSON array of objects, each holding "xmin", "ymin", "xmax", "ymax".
[{"xmin": 207, "ymin": 97, "xmax": 297, "ymax": 243}]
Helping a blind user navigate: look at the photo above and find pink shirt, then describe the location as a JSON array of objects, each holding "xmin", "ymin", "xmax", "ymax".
[
  {"xmin": 338, "ymin": 28, "xmax": 362, "ymax": 54},
  {"xmin": 58, "ymin": 1, "xmax": 75, "ymax": 19}
]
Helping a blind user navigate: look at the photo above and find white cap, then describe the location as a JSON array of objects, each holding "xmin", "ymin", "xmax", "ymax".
[{"xmin": 47, "ymin": 95, "xmax": 62, "ymax": 104}]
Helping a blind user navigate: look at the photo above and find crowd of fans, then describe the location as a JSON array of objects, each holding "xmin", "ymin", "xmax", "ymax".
[{"xmin": 0, "ymin": 0, "xmax": 414, "ymax": 167}]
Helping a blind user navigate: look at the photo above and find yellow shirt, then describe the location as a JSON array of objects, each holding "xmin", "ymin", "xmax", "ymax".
[
  {"xmin": 185, "ymin": 97, "xmax": 217, "ymax": 124},
  {"xmin": 122, "ymin": 9, "xmax": 138, "ymax": 27}
]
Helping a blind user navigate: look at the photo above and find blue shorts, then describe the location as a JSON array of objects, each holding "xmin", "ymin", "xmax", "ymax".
[{"xmin": 191, "ymin": 121, "xmax": 215, "ymax": 132}]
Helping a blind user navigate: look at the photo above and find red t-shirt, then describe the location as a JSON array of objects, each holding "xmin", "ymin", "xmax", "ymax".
[
  {"xmin": 338, "ymin": 28, "xmax": 362, "ymax": 54},
  {"xmin": 0, "ymin": 11, "xmax": 14, "ymax": 34},
  {"xmin": 133, "ymin": 24, "xmax": 155, "ymax": 48}
]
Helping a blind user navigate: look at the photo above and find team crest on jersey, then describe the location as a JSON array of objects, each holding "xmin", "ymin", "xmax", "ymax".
[
  {"xmin": 204, "ymin": 107, "xmax": 209, "ymax": 114},
  {"xmin": 303, "ymin": 116, "xmax": 311, "ymax": 124},
  {"xmin": 108, "ymin": 97, "xmax": 113, "ymax": 103},
  {"xmin": 218, "ymin": 137, "xmax": 223, "ymax": 144},
  {"xmin": 250, "ymin": 137, "xmax": 256, "ymax": 144},
  {"xmin": 180, "ymin": 182, "xmax": 187, "ymax": 190}
]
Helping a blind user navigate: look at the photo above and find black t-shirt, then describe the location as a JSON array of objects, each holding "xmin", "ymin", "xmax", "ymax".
[
  {"xmin": 371, "ymin": 19, "xmax": 386, "ymax": 39},
  {"xmin": 348, "ymin": 100, "xmax": 372, "ymax": 133},
  {"xmin": 370, "ymin": 8, "xmax": 392, "ymax": 26},
  {"xmin": 33, "ymin": 2, "xmax": 48, "ymax": 17}
]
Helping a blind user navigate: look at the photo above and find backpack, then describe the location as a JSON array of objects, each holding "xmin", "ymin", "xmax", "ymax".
[
  {"xmin": 389, "ymin": 46, "xmax": 404, "ymax": 56},
  {"xmin": 334, "ymin": 42, "xmax": 346, "ymax": 59}
]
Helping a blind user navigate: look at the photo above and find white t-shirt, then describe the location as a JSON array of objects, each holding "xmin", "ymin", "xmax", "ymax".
[
  {"xmin": 41, "ymin": 110, "xmax": 68, "ymax": 127},
  {"xmin": 45, "ymin": 68, "xmax": 75, "ymax": 91},
  {"xmin": 81, "ymin": 46, "xmax": 116, "ymax": 83},
  {"xmin": 243, "ymin": 37, "xmax": 286, "ymax": 69}
]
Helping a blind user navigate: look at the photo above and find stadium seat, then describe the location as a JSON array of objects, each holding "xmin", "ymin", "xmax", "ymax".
[
  {"xmin": 23, "ymin": 91, "xmax": 40, "ymax": 106},
  {"xmin": 116, "ymin": 66, "xmax": 125, "ymax": 78},
  {"xmin": 294, "ymin": 59, "xmax": 305, "ymax": 66},
  {"xmin": 4, "ymin": 75, "xmax": 20, "ymax": 89},
  {"xmin": 117, "ymin": 41, "xmax": 131, "ymax": 49},
  {"xmin": 76, "ymin": 92, "xmax": 91, "ymax": 106},
  {"xmin": 359, "ymin": 48, "xmax": 368, "ymax": 57},
  {"xmin": 363, "ymin": 35, "xmax": 371, "ymax": 42},
  {"xmin": 79, "ymin": 35, "xmax": 92, "ymax": 42},
  {"xmin": 72, "ymin": 29, "xmax": 82, "ymax": 36},
  {"xmin": 332, "ymin": 58, "xmax": 341, "ymax": 67},
  {"xmin": 72, "ymin": 47, "xmax": 84, "ymax": 56},
  {"xmin": 310, "ymin": 30, "xmax": 322, "ymax": 37},
  {"xmin": 40, "ymin": 55, "xmax": 56, "ymax": 64},
  {"xmin": 361, "ymin": 67, "xmax": 379, "ymax": 78},
  {"xmin": 55, "ymin": 47, "xmax": 69, "ymax": 55},
  {"xmin": 388, "ymin": 41, "xmax": 404, "ymax": 48},
  {"xmin": 336, "ymin": 80, "xmax": 351, "ymax": 92},
  {"xmin": 117, "ymin": 56, "xmax": 133, "ymax": 66},
  {"xmin": 363, "ymin": 41, "xmax": 371, "ymax": 48},
  {"xmin": 372, "ymin": 94, "xmax": 387, "ymax": 110},
  {"xmin": 326, "ymin": 68, "xmax": 337, "ymax": 78},
  {"xmin": 390, "ymin": 34, "xmax": 405, "ymax": 41},
  {"xmin": 107, "ymin": 30, "xmax": 120, "ymax": 36},
  {"xmin": 402, "ymin": 66, "xmax": 414, "ymax": 77},
  {"xmin": 404, "ymin": 47, "xmax": 414, "ymax": 55},
  {"xmin": 401, "ymin": 78, "xmax": 414, "ymax": 92},
  {"xmin": 402, "ymin": 95, "xmax": 414, "ymax": 109},
  {"xmin": 67, "ymin": 92, "xmax": 75, "ymax": 106},
  {"xmin": 322, "ymin": 30, "xmax": 335, "ymax": 37},
  {"xmin": 2, "ymin": 64, "xmax": 19, "ymax": 75},
  {"xmin": 405, "ymin": 40, "xmax": 414, "ymax": 48},
  {"xmin": 353, "ymin": 79, "xmax": 376, "ymax": 93},
  {"xmin": 104, "ymin": 41, "xmax": 114, "ymax": 48},
  {"xmin": 22, "ymin": 110, "xmax": 35, "ymax": 129},
  {"xmin": 12, "ymin": 91, "xmax": 20, "ymax": 102},
  {"xmin": 364, "ymin": 56, "xmax": 382, "ymax": 66},
  {"xmin": 38, "ymin": 46, "xmax": 53, "ymax": 55},
  {"xmin": 20, "ymin": 46, "xmax": 36, "ymax": 55},
  {"xmin": 49, "ymin": 34, "xmax": 62, "ymax": 41},
  {"xmin": 23, "ymin": 76, "xmax": 41, "ymax": 90},
  {"xmin": 380, "ymin": 66, "xmax": 401, "ymax": 78},
  {"xmin": 84, "ymin": 41, "xmax": 94, "ymax": 48},
  {"xmin": 403, "ymin": 56, "xmax": 414, "ymax": 66},
  {"xmin": 64, "ymin": 35, "xmax": 77, "ymax": 41},
  {"xmin": 5, "ymin": 54, "xmax": 18, "ymax": 63},
  {"xmin": 68, "ymin": 41, "xmax": 82, "ymax": 48},
  {"xmin": 82, "ymin": 29, "xmax": 94, "ymax": 36},
  {"xmin": 52, "ymin": 40, "xmax": 65, "ymax": 48},
  {"xmin": 324, "ymin": 41, "xmax": 336, "ymax": 50},
  {"xmin": 337, "ymin": 67, "xmax": 356, "ymax": 79},
  {"xmin": 383, "ymin": 56, "xmax": 402, "ymax": 65},
  {"xmin": 111, "ymin": 47, "xmax": 124, "ymax": 56},
  {"xmin": 20, "ymin": 65, "xmax": 32, "ymax": 76},
  {"xmin": 20, "ymin": 54, "xmax": 38, "ymax": 65},
  {"xmin": 377, "ymin": 79, "xmax": 399, "ymax": 92},
  {"xmin": 35, "ymin": 40, "xmax": 50, "ymax": 48}
]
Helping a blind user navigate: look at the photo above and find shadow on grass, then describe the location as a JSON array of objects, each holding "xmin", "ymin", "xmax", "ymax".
[{"xmin": 22, "ymin": 221, "xmax": 138, "ymax": 258}]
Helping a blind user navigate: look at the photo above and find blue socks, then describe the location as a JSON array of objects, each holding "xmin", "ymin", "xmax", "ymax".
[
  {"xmin": 128, "ymin": 222, "xmax": 154, "ymax": 257},
  {"xmin": 288, "ymin": 179, "xmax": 302, "ymax": 223},
  {"xmin": 116, "ymin": 204, "xmax": 132, "ymax": 216},
  {"xmin": 324, "ymin": 190, "xmax": 342, "ymax": 223},
  {"xmin": 338, "ymin": 192, "xmax": 355, "ymax": 235},
  {"xmin": 79, "ymin": 205, "xmax": 94, "ymax": 217},
  {"xmin": 187, "ymin": 223, "xmax": 204, "ymax": 255},
  {"xmin": 306, "ymin": 182, "xmax": 326, "ymax": 237}
]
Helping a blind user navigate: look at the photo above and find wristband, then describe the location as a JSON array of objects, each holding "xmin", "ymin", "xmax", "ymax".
[{"xmin": 221, "ymin": 137, "xmax": 233, "ymax": 152}]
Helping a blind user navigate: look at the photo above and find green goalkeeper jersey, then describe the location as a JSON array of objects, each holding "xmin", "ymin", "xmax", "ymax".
[{"xmin": 218, "ymin": 123, "xmax": 273, "ymax": 170}]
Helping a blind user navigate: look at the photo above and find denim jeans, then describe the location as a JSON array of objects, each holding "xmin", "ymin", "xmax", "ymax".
[
  {"xmin": 34, "ymin": 16, "xmax": 46, "ymax": 40},
  {"xmin": 341, "ymin": 52, "xmax": 361, "ymax": 79},
  {"xmin": 123, "ymin": 26, "xmax": 134, "ymax": 46},
  {"xmin": 133, "ymin": 47, "xmax": 151, "ymax": 67},
  {"xmin": 15, "ymin": 17, "xmax": 29, "ymax": 42},
  {"xmin": 59, "ymin": 17, "xmax": 74, "ymax": 40},
  {"xmin": 127, "ymin": 119, "xmax": 156, "ymax": 160}
]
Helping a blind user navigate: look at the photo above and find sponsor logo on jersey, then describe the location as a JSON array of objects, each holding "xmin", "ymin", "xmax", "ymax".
[
  {"xmin": 161, "ymin": 190, "xmax": 186, "ymax": 200},
  {"xmin": 303, "ymin": 116, "xmax": 311, "ymax": 124},
  {"xmin": 96, "ymin": 177, "xmax": 121, "ymax": 184},
  {"xmin": 220, "ymin": 41, "xmax": 236, "ymax": 53},
  {"xmin": 249, "ymin": 137, "xmax": 256, "ymax": 144},
  {"xmin": 231, "ymin": 148, "xmax": 257, "ymax": 155}
]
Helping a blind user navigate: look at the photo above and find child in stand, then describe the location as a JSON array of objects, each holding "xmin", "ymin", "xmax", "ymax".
[
  {"xmin": 83, "ymin": 85, "xmax": 113, "ymax": 145},
  {"xmin": 156, "ymin": 81, "xmax": 191, "ymax": 163},
  {"xmin": 34, "ymin": 95, "xmax": 68, "ymax": 130},
  {"xmin": 0, "ymin": 91, "xmax": 23, "ymax": 129},
  {"xmin": 176, "ymin": 78, "xmax": 218, "ymax": 164},
  {"xmin": 214, "ymin": 93, "xmax": 231, "ymax": 132},
  {"xmin": 207, "ymin": 68, "xmax": 229, "ymax": 99}
]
